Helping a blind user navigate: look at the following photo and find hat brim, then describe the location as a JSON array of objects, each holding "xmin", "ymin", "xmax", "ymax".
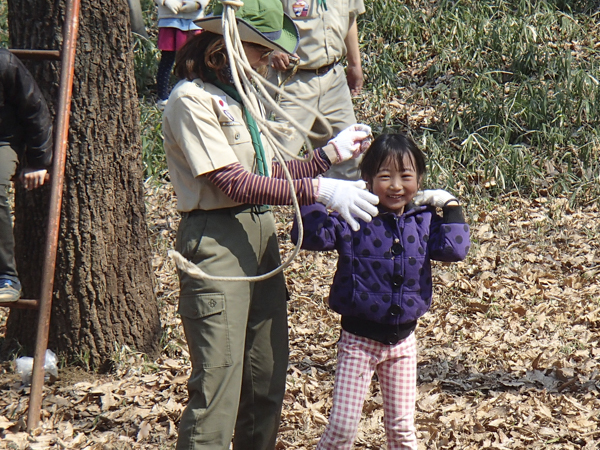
[{"xmin": 194, "ymin": 14, "xmax": 299, "ymax": 55}]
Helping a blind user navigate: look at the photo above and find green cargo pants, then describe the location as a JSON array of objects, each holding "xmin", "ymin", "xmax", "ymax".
[{"xmin": 175, "ymin": 205, "xmax": 289, "ymax": 450}]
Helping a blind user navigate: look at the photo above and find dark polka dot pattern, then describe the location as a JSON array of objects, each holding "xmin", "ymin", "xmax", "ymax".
[{"xmin": 296, "ymin": 203, "xmax": 470, "ymax": 326}]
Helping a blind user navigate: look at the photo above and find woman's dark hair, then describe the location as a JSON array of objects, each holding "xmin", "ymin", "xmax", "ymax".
[
  {"xmin": 359, "ymin": 133, "xmax": 426, "ymax": 184},
  {"xmin": 174, "ymin": 31, "xmax": 230, "ymax": 83}
]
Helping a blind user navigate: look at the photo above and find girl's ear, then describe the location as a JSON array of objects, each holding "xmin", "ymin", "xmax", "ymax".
[{"xmin": 417, "ymin": 175, "xmax": 424, "ymax": 189}]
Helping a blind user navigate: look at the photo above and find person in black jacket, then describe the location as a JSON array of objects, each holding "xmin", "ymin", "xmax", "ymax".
[{"xmin": 0, "ymin": 49, "xmax": 53, "ymax": 303}]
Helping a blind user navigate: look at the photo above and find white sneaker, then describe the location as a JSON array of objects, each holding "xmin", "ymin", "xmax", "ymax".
[{"xmin": 157, "ymin": 99, "xmax": 168, "ymax": 111}]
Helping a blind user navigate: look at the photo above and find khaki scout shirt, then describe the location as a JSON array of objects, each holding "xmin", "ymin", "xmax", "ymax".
[
  {"xmin": 281, "ymin": 0, "xmax": 365, "ymax": 70},
  {"xmin": 163, "ymin": 78, "xmax": 274, "ymax": 211}
]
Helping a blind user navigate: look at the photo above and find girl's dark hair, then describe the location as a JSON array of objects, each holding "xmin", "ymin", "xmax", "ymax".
[
  {"xmin": 174, "ymin": 31, "xmax": 230, "ymax": 83},
  {"xmin": 359, "ymin": 133, "xmax": 426, "ymax": 183}
]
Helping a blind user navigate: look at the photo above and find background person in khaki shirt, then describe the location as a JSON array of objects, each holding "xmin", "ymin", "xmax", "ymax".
[{"xmin": 271, "ymin": 0, "xmax": 365, "ymax": 180}]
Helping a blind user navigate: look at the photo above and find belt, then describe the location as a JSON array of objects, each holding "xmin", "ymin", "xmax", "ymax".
[
  {"xmin": 181, "ymin": 204, "xmax": 271, "ymax": 218},
  {"xmin": 300, "ymin": 61, "xmax": 338, "ymax": 76}
]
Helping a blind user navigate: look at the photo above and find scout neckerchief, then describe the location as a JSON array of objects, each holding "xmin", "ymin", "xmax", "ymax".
[{"xmin": 207, "ymin": 72, "xmax": 269, "ymax": 177}]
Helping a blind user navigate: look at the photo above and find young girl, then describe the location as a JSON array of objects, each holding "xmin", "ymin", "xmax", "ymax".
[
  {"xmin": 291, "ymin": 133, "xmax": 470, "ymax": 449},
  {"xmin": 154, "ymin": 0, "xmax": 208, "ymax": 109}
]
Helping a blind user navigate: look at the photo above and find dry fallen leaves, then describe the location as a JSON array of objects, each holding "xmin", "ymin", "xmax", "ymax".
[{"xmin": 1, "ymin": 182, "xmax": 599, "ymax": 449}]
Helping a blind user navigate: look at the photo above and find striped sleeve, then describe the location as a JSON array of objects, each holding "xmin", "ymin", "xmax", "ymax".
[
  {"xmin": 206, "ymin": 163, "xmax": 317, "ymax": 205},
  {"xmin": 271, "ymin": 148, "xmax": 331, "ymax": 179}
]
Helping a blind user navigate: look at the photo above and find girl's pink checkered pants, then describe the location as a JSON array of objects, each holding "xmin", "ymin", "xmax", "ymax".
[{"xmin": 317, "ymin": 330, "xmax": 418, "ymax": 450}]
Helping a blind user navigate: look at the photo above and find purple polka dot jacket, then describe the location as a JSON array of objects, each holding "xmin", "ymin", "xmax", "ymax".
[{"xmin": 291, "ymin": 202, "xmax": 470, "ymax": 326}]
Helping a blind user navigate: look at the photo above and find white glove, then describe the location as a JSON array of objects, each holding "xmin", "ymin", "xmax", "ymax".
[
  {"xmin": 328, "ymin": 124, "xmax": 372, "ymax": 163},
  {"xmin": 180, "ymin": 1, "xmax": 200, "ymax": 13},
  {"xmin": 163, "ymin": 0, "xmax": 181, "ymax": 14},
  {"xmin": 316, "ymin": 178, "xmax": 379, "ymax": 231},
  {"xmin": 413, "ymin": 189, "xmax": 458, "ymax": 208}
]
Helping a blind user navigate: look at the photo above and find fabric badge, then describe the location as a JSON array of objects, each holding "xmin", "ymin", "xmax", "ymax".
[
  {"xmin": 292, "ymin": 1, "xmax": 309, "ymax": 17},
  {"xmin": 213, "ymin": 94, "xmax": 236, "ymax": 122}
]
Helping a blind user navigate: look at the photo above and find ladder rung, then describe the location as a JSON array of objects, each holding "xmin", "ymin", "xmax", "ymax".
[
  {"xmin": 8, "ymin": 49, "xmax": 61, "ymax": 61},
  {"xmin": 0, "ymin": 299, "xmax": 40, "ymax": 309}
]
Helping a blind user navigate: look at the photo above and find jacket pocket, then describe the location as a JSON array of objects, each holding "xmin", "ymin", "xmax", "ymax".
[{"xmin": 178, "ymin": 293, "xmax": 232, "ymax": 368}]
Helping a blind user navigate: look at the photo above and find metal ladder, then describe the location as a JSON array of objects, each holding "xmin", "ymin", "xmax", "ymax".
[{"xmin": 0, "ymin": 0, "xmax": 81, "ymax": 432}]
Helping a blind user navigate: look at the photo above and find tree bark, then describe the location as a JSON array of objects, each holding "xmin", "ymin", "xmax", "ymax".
[{"xmin": 4, "ymin": 0, "xmax": 161, "ymax": 370}]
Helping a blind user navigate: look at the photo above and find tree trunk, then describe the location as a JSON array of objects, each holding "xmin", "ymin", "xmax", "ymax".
[{"xmin": 4, "ymin": 0, "xmax": 161, "ymax": 371}]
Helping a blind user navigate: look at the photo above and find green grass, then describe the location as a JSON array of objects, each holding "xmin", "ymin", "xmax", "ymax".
[
  {"xmin": 0, "ymin": 2, "xmax": 8, "ymax": 48},
  {"xmin": 357, "ymin": 0, "xmax": 600, "ymax": 203}
]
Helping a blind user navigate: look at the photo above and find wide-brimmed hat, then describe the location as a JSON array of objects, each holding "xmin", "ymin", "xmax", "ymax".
[{"xmin": 195, "ymin": 0, "xmax": 299, "ymax": 54}]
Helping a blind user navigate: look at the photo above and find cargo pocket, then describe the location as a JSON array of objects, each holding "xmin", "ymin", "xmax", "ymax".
[{"xmin": 178, "ymin": 293, "xmax": 232, "ymax": 368}]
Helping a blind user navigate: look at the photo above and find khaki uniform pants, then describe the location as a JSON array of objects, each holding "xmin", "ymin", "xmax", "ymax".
[
  {"xmin": 0, "ymin": 144, "xmax": 19, "ymax": 281},
  {"xmin": 276, "ymin": 64, "xmax": 361, "ymax": 181},
  {"xmin": 175, "ymin": 206, "xmax": 288, "ymax": 450}
]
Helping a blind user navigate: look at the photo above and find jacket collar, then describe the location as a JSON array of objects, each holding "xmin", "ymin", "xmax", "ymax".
[{"xmin": 376, "ymin": 201, "xmax": 426, "ymax": 219}]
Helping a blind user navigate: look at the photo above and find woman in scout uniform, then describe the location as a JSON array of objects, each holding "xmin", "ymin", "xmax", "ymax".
[{"xmin": 162, "ymin": 0, "xmax": 379, "ymax": 448}]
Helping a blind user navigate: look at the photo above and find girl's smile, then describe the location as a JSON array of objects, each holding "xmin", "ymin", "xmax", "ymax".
[{"xmin": 368, "ymin": 154, "xmax": 421, "ymax": 215}]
